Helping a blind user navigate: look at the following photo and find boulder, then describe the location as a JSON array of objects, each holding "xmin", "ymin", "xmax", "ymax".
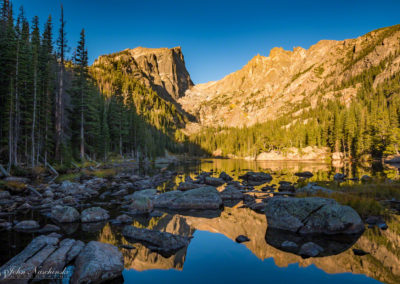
[
  {"xmin": 219, "ymin": 171, "xmax": 233, "ymax": 181},
  {"xmin": 128, "ymin": 189, "xmax": 157, "ymax": 214},
  {"xmin": 295, "ymin": 171, "xmax": 314, "ymax": 178},
  {"xmin": 204, "ymin": 177, "xmax": 225, "ymax": 186},
  {"xmin": 239, "ymin": 171, "xmax": 272, "ymax": 185},
  {"xmin": 278, "ymin": 182, "xmax": 295, "ymax": 193},
  {"xmin": 72, "ymin": 241, "xmax": 124, "ymax": 283},
  {"xmin": 297, "ymin": 183, "xmax": 334, "ymax": 195},
  {"xmin": 264, "ymin": 197, "xmax": 364, "ymax": 235},
  {"xmin": 154, "ymin": 186, "xmax": 222, "ymax": 210},
  {"xmin": 334, "ymin": 173, "xmax": 346, "ymax": 181},
  {"xmin": 361, "ymin": 175, "xmax": 372, "ymax": 182},
  {"xmin": 219, "ymin": 185, "xmax": 243, "ymax": 200},
  {"xmin": 384, "ymin": 155, "xmax": 400, "ymax": 164},
  {"xmin": 122, "ymin": 225, "xmax": 191, "ymax": 254},
  {"xmin": 0, "ymin": 191, "xmax": 11, "ymax": 199},
  {"xmin": 14, "ymin": 220, "xmax": 40, "ymax": 231},
  {"xmin": 81, "ymin": 207, "xmax": 109, "ymax": 223},
  {"xmin": 51, "ymin": 205, "xmax": 80, "ymax": 223}
]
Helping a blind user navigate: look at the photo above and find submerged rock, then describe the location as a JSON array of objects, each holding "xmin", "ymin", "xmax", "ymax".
[
  {"xmin": 264, "ymin": 196, "xmax": 364, "ymax": 235},
  {"xmin": 72, "ymin": 241, "xmax": 124, "ymax": 283},
  {"xmin": 51, "ymin": 205, "xmax": 80, "ymax": 223},
  {"xmin": 81, "ymin": 207, "xmax": 109, "ymax": 223},
  {"xmin": 122, "ymin": 225, "xmax": 191, "ymax": 255}
]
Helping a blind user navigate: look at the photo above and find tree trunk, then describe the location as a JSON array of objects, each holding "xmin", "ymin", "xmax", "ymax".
[
  {"xmin": 31, "ymin": 63, "xmax": 37, "ymax": 167},
  {"xmin": 80, "ymin": 89, "xmax": 84, "ymax": 160}
]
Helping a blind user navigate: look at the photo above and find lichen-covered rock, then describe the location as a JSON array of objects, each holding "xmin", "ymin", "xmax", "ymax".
[
  {"xmin": 51, "ymin": 205, "xmax": 80, "ymax": 223},
  {"xmin": 71, "ymin": 241, "xmax": 124, "ymax": 283},
  {"xmin": 264, "ymin": 197, "xmax": 364, "ymax": 235},
  {"xmin": 81, "ymin": 207, "xmax": 109, "ymax": 223}
]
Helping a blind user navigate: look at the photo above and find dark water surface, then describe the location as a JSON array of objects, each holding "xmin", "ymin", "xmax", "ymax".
[{"xmin": 1, "ymin": 159, "xmax": 400, "ymax": 283}]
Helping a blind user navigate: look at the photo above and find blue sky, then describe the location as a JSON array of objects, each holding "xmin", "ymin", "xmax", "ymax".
[{"xmin": 12, "ymin": 0, "xmax": 400, "ymax": 84}]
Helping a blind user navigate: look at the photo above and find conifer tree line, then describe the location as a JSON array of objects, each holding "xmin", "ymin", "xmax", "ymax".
[
  {"xmin": 0, "ymin": 0, "xmax": 185, "ymax": 170},
  {"xmin": 190, "ymin": 54, "xmax": 400, "ymax": 160}
]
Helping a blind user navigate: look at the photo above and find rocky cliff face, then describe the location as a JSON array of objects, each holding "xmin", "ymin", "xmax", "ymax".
[
  {"xmin": 179, "ymin": 24, "xmax": 400, "ymax": 128},
  {"xmin": 92, "ymin": 46, "xmax": 193, "ymax": 102}
]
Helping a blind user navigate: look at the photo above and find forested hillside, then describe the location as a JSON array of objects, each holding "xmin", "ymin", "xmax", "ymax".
[
  {"xmin": 189, "ymin": 53, "xmax": 400, "ymax": 159},
  {"xmin": 0, "ymin": 0, "xmax": 189, "ymax": 170}
]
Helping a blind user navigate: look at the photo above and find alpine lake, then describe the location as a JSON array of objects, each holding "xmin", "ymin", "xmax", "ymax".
[{"xmin": 1, "ymin": 158, "xmax": 400, "ymax": 284}]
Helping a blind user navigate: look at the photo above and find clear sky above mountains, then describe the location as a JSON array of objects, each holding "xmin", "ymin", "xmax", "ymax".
[{"xmin": 13, "ymin": 0, "xmax": 400, "ymax": 84}]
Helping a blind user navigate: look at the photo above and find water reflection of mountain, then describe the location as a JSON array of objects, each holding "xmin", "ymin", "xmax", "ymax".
[{"xmin": 97, "ymin": 209, "xmax": 400, "ymax": 284}]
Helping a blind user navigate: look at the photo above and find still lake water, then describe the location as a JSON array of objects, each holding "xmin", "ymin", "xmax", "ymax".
[{"xmin": 1, "ymin": 159, "xmax": 400, "ymax": 283}]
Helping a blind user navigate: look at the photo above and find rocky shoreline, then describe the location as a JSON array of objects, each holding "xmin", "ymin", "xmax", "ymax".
[{"xmin": 0, "ymin": 162, "xmax": 396, "ymax": 282}]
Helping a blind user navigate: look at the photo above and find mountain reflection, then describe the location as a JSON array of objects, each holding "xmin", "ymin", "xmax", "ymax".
[{"xmin": 97, "ymin": 208, "xmax": 400, "ymax": 284}]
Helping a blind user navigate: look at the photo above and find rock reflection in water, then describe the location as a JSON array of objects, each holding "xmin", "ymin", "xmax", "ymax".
[
  {"xmin": 95, "ymin": 207, "xmax": 400, "ymax": 284},
  {"xmin": 265, "ymin": 227, "xmax": 362, "ymax": 257}
]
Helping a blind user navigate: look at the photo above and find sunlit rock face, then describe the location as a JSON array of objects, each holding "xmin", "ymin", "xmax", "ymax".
[
  {"xmin": 179, "ymin": 25, "xmax": 400, "ymax": 128},
  {"xmin": 92, "ymin": 46, "xmax": 193, "ymax": 102}
]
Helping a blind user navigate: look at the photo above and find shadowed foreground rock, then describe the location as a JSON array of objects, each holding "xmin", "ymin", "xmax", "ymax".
[
  {"xmin": 265, "ymin": 196, "xmax": 364, "ymax": 235},
  {"xmin": 72, "ymin": 241, "xmax": 124, "ymax": 283},
  {"xmin": 122, "ymin": 225, "xmax": 192, "ymax": 256},
  {"xmin": 0, "ymin": 235, "xmax": 123, "ymax": 283}
]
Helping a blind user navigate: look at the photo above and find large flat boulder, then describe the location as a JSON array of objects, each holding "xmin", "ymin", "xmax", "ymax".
[
  {"xmin": 153, "ymin": 186, "xmax": 222, "ymax": 210},
  {"xmin": 264, "ymin": 197, "xmax": 364, "ymax": 235},
  {"xmin": 72, "ymin": 241, "xmax": 123, "ymax": 283}
]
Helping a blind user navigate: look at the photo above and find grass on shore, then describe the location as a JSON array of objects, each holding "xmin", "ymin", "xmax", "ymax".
[{"xmin": 298, "ymin": 182, "xmax": 400, "ymax": 217}]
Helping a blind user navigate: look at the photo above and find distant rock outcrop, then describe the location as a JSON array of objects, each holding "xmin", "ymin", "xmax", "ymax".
[{"xmin": 92, "ymin": 46, "xmax": 193, "ymax": 101}]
